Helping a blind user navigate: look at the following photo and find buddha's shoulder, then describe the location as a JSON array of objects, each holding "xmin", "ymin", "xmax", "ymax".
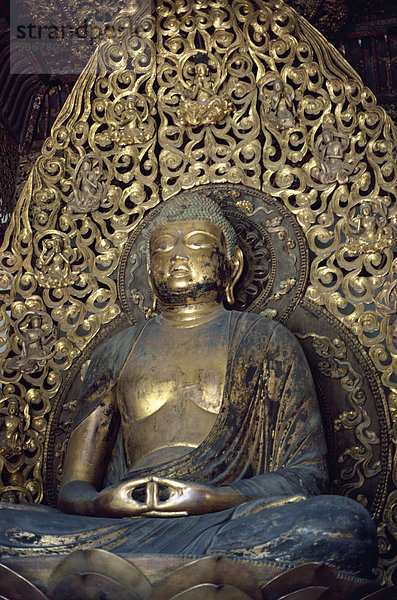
[
  {"xmin": 89, "ymin": 322, "xmax": 146, "ymax": 367},
  {"xmin": 230, "ymin": 310, "xmax": 284, "ymax": 333},
  {"xmin": 230, "ymin": 310, "xmax": 298, "ymax": 345},
  {"xmin": 109, "ymin": 321, "xmax": 145, "ymax": 344}
]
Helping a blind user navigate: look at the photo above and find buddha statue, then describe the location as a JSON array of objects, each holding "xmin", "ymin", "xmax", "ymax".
[{"xmin": 0, "ymin": 194, "xmax": 377, "ymax": 578}]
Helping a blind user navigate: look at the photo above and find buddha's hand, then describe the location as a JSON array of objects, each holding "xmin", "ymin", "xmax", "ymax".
[
  {"xmin": 58, "ymin": 478, "xmax": 156, "ymax": 518},
  {"xmin": 60, "ymin": 477, "xmax": 249, "ymax": 518},
  {"xmin": 141, "ymin": 476, "xmax": 248, "ymax": 517},
  {"xmin": 92, "ymin": 477, "xmax": 164, "ymax": 518}
]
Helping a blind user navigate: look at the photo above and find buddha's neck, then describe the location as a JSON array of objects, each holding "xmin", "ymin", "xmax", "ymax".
[{"xmin": 157, "ymin": 301, "xmax": 225, "ymax": 328}]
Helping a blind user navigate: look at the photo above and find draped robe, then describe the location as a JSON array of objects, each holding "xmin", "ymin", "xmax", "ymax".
[{"xmin": 0, "ymin": 312, "xmax": 376, "ymax": 576}]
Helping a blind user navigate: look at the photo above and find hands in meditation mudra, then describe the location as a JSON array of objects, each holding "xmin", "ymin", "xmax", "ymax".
[{"xmin": 1, "ymin": 194, "xmax": 377, "ymax": 576}]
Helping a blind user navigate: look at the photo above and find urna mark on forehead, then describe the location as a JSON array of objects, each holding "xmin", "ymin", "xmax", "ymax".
[{"xmin": 145, "ymin": 193, "xmax": 237, "ymax": 260}]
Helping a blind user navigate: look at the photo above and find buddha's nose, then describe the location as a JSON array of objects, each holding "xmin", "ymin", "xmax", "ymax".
[
  {"xmin": 170, "ymin": 239, "xmax": 188, "ymax": 262},
  {"xmin": 170, "ymin": 252, "xmax": 188, "ymax": 263}
]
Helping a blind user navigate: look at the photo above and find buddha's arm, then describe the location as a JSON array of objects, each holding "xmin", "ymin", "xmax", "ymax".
[{"xmin": 58, "ymin": 389, "xmax": 137, "ymax": 517}]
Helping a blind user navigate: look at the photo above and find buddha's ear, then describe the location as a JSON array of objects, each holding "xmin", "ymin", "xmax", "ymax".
[
  {"xmin": 147, "ymin": 265, "xmax": 153, "ymax": 292},
  {"xmin": 146, "ymin": 267, "xmax": 158, "ymax": 319},
  {"xmin": 225, "ymin": 246, "xmax": 243, "ymax": 305}
]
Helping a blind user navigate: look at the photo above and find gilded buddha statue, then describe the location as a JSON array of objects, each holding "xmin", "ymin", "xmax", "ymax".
[{"xmin": 0, "ymin": 194, "xmax": 376, "ymax": 577}]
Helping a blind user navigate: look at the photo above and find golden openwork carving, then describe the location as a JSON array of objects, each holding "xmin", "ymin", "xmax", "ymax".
[
  {"xmin": 0, "ymin": 0, "xmax": 396, "ymax": 584},
  {"xmin": 296, "ymin": 329, "xmax": 385, "ymax": 504}
]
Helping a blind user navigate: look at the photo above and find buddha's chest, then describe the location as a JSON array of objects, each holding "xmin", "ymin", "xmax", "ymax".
[
  {"xmin": 117, "ymin": 314, "xmax": 229, "ymax": 468},
  {"xmin": 116, "ymin": 314, "xmax": 230, "ymax": 468},
  {"xmin": 117, "ymin": 317, "xmax": 229, "ymax": 423}
]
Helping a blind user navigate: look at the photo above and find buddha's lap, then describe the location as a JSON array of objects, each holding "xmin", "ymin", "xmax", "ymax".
[{"xmin": 0, "ymin": 495, "xmax": 376, "ymax": 576}]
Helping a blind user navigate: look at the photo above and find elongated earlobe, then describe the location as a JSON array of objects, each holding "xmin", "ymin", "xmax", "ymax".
[
  {"xmin": 146, "ymin": 268, "xmax": 158, "ymax": 319},
  {"xmin": 225, "ymin": 246, "xmax": 243, "ymax": 305},
  {"xmin": 146, "ymin": 294, "xmax": 158, "ymax": 320},
  {"xmin": 225, "ymin": 283, "xmax": 234, "ymax": 305}
]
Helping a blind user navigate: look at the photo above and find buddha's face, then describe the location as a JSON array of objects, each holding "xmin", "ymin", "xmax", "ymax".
[
  {"xmin": 31, "ymin": 316, "xmax": 41, "ymax": 328},
  {"xmin": 8, "ymin": 402, "xmax": 18, "ymax": 415},
  {"xmin": 274, "ymin": 79, "xmax": 283, "ymax": 92},
  {"xmin": 149, "ymin": 220, "xmax": 230, "ymax": 305},
  {"xmin": 195, "ymin": 63, "xmax": 208, "ymax": 77},
  {"xmin": 361, "ymin": 204, "xmax": 371, "ymax": 216}
]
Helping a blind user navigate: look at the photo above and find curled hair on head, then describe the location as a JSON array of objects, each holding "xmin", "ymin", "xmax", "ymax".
[{"xmin": 144, "ymin": 192, "xmax": 237, "ymax": 260}]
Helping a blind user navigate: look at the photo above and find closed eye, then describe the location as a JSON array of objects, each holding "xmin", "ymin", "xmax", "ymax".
[
  {"xmin": 151, "ymin": 235, "xmax": 176, "ymax": 254},
  {"xmin": 184, "ymin": 231, "xmax": 218, "ymax": 249},
  {"xmin": 152, "ymin": 244, "xmax": 174, "ymax": 253},
  {"xmin": 186, "ymin": 241, "xmax": 213, "ymax": 249}
]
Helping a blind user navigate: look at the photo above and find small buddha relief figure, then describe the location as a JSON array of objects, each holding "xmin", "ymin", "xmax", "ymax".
[
  {"xmin": 260, "ymin": 75, "xmax": 296, "ymax": 131},
  {"xmin": 0, "ymin": 398, "xmax": 29, "ymax": 459},
  {"xmin": 68, "ymin": 155, "xmax": 107, "ymax": 214},
  {"xmin": 176, "ymin": 54, "xmax": 233, "ymax": 126},
  {"xmin": 35, "ymin": 235, "xmax": 80, "ymax": 289},
  {"xmin": 113, "ymin": 95, "xmax": 139, "ymax": 142},
  {"xmin": 97, "ymin": 95, "xmax": 155, "ymax": 147},
  {"xmin": 312, "ymin": 127, "xmax": 358, "ymax": 185},
  {"xmin": 345, "ymin": 202, "xmax": 396, "ymax": 255},
  {"xmin": 0, "ymin": 193, "xmax": 377, "ymax": 580},
  {"xmin": 6, "ymin": 311, "xmax": 56, "ymax": 375}
]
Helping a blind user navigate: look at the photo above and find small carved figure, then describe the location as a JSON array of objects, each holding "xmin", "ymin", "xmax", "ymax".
[
  {"xmin": 260, "ymin": 76, "xmax": 295, "ymax": 131},
  {"xmin": 312, "ymin": 127, "xmax": 358, "ymax": 185},
  {"xmin": 189, "ymin": 61, "xmax": 215, "ymax": 102},
  {"xmin": 355, "ymin": 203, "xmax": 383, "ymax": 242},
  {"xmin": 69, "ymin": 156, "xmax": 107, "ymax": 214},
  {"xmin": 98, "ymin": 95, "xmax": 155, "ymax": 147},
  {"xmin": 265, "ymin": 77, "xmax": 295, "ymax": 131},
  {"xmin": 0, "ymin": 398, "xmax": 29, "ymax": 459},
  {"xmin": 177, "ymin": 55, "xmax": 232, "ymax": 126},
  {"xmin": 346, "ymin": 203, "xmax": 395, "ymax": 255},
  {"xmin": 114, "ymin": 95, "xmax": 155, "ymax": 145},
  {"xmin": 7, "ymin": 311, "xmax": 56, "ymax": 375},
  {"xmin": 35, "ymin": 235, "xmax": 79, "ymax": 289}
]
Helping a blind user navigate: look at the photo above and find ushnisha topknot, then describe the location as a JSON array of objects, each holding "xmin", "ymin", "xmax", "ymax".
[{"xmin": 145, "ymin": 192, "xmax": 237, "ymax": 260}]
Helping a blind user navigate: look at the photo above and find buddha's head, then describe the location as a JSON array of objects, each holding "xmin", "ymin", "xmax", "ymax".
[
  {"xmin": 81, "ymin": 159, "xmax": 91, "ymax": 172},
  {"xmin": 31, "ymin": 315, "xmax": 42, "ymax": 328},
  {"xmin": 273, "ymin": 78, "xmax": 283, "ymax": 93},
  {"xmin": 195, "ymin": 63, "xmax": 209, "ymax": 78},
  {"xmin": 7, "ymin": 399, "xmax": 19, "ymax": 416},
  {"xmin": 322, "ymin": 130, "xmax": 334, "ymax": 145},
  {"xmin": 361, "ymin": 203, "xmax": 372, "ymax": 216},
  {"xmin": 194, "ymin": 52, "xmax": 209, "ymax": 77},
  {"xmin": 145, "ymin": 194, "xmax": 243, "ymax": 308}
]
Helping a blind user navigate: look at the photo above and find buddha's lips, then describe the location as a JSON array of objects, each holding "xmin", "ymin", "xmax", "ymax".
[{"xmin": 169, "ymin": 265, "xmax": 190, "ymax": 275}]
